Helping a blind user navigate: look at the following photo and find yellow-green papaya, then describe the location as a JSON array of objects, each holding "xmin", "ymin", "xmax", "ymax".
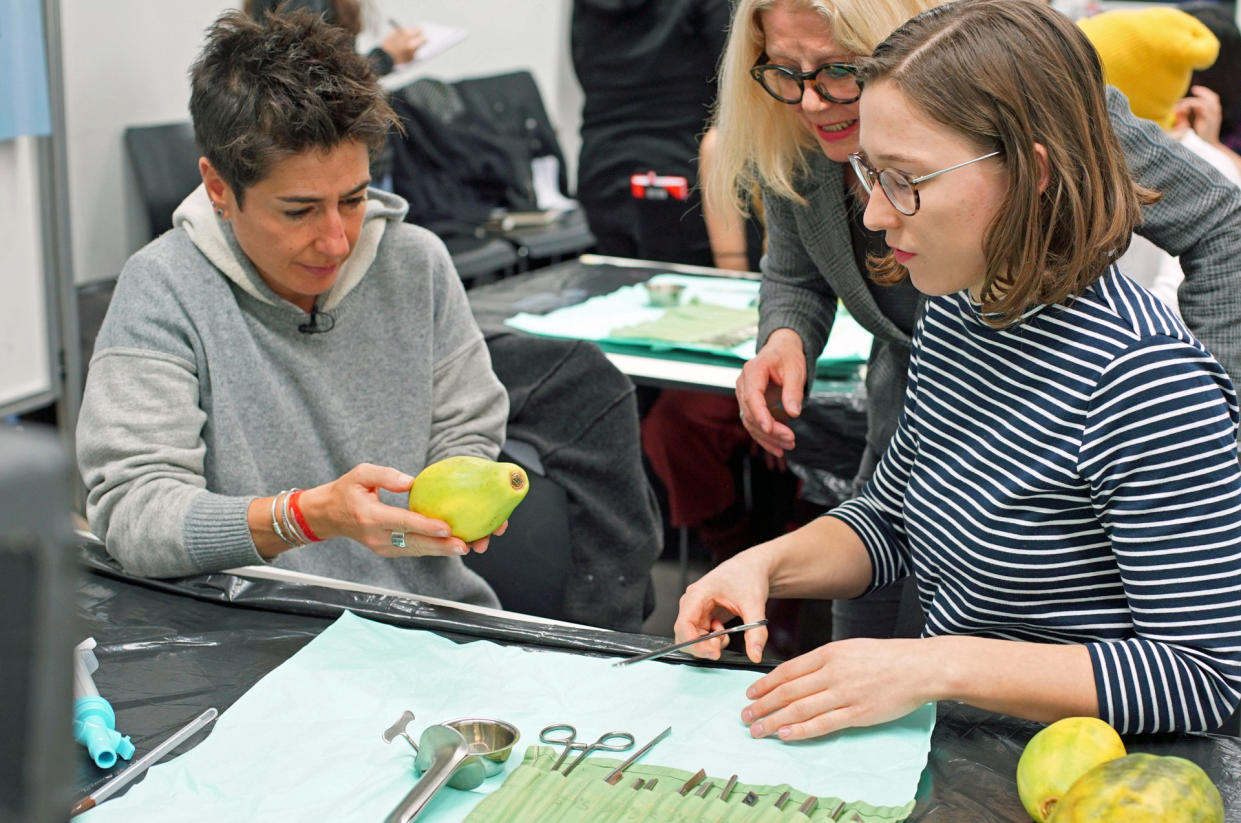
[
  {"xmin": 408, "ymin": 456, "xmax": 529, "ymax": 543},
  {"xmin": 1048, "ymin": 752, "xmax": 1223, "ymax": 823},
  {"xmin": 1017, "ymin": 716, "xmax": 1126, "ymax": 822}
]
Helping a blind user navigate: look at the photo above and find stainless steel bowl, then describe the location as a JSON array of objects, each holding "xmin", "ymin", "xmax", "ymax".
[
  {"xmin": 442, "ymin": 717, "xmax": 520, "ymax": 775},
  {"xmin": 644, "ymin": 282, "xmax": 685, "ymax": 308}
]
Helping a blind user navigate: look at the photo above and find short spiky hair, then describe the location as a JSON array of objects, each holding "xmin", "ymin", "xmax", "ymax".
[
  {"xmin": 857, "ymin": 0, "xmax": 1159, "ymax": 327},
  {"xmin": 188, "ymin": 8, "xmax": 398, "ymax": 205}
]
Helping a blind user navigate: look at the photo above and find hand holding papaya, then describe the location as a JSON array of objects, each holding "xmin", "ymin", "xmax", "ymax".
[{"xmin": 291, "ymin": 462, "xmax": 506, "ymax": 558}]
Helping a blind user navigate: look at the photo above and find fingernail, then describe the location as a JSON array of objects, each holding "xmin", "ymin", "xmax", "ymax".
[
  {"xmin": 437, "ymin": 529, "xmax": 451, "ymax": 537},
  {"xmin": 778, "ymin": 726, "xmax": 792, "ymax": 739},
  {"xmin": 398, "ymin": 474, "xmax": 414, "ymax": 485},
  {"xmin": 745, "ymin": 686, "xmax": 756, "ymax": 699},
  {"xmin": 750, "ymin": 722, "xmax": 765, "ymax": 738},
  {"xmin": 741, "ymin": 708, "xmax": 753, "ymax": 722},
  {"xmin": 456, "ymin": 544, "xmax": 468, "ymax": 555}
]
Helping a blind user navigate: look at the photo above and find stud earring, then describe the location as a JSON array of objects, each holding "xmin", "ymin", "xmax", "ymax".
[{"xmin": 214, "ymin": 206, "xmax": 225, "ymax": 218}]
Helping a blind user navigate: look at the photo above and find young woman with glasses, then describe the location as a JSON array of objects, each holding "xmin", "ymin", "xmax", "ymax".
[
  {"xmin": 675, "ymin": 0, "xmax": 1241, "ymax": 738},
  {"xmin": 705, "ymin": 0, "xmax": 1241, "ymax": 646}
]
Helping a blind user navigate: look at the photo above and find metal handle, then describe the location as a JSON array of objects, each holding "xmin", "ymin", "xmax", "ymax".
[{"xmin": 382, "ymin": 726, "xmax": 469, "ymax": 823}]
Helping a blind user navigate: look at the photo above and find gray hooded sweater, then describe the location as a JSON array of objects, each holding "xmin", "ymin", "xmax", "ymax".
[{"xmin": 77, "ymin": 185, "xmax": 508, "ymax": 607}]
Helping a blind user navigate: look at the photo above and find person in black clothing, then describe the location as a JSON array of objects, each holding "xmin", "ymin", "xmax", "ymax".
[{"xmin": 571, "ymin": 0, "xmax": 731, "ymax": 264}]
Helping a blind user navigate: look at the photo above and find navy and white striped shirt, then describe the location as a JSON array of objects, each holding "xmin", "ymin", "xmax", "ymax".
[{"xmin": 831, "ymin": 266, "xmax": 1241, "ymax": 734}]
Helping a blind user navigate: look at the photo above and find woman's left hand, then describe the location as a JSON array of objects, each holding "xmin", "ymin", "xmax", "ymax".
[{"xmin": 741, "ymin": 637, "xmax": 935, "ymax": 741}]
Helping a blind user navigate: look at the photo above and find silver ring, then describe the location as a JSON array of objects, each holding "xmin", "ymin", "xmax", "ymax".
[{"xmin": 390, "ymin": 531, "xmax": 407, "ymax": 549}]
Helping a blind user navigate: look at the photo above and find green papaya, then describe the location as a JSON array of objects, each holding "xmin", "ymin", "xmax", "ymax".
[
  {"xmin": 1048, "ymin": 753, "xmax": 1223, "ymax": 823},
  {"xmin": 1017, "ymin": 716, "xmax": 1126, "ymax": 821},
  {"xmin": 408, "ymin": 456, "xmax": 529, "ymax": 543}
]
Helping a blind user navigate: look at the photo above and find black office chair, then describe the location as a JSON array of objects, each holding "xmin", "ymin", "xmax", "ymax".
[
  {"xmin": 442, "ymin": 235, "xmax": 520, "ymax": 289},
  {"xmin": 77, "ymin": 277, "xmax": 119, "ymax": 381},
  {"xmin": 453, "ymin": 70, "xmax": 596, "ymax": 266},
  {"xmin": 123, "ymin": 121, "xmax": 202, "ymax": 239},
  {"xmin": 388, "ymin": 74, "xmax": 594, "ymax": 273}
]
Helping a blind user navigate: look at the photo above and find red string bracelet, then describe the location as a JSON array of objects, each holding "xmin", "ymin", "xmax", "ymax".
[{"xmin": 287, "ymin": 489, "xmax": 322, "ymax": 542}]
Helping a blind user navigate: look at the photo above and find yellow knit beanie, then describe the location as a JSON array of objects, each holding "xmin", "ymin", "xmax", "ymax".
[{"xmin": 1078, "ymin": 7, "xmax": 1219, "ymax": 130}]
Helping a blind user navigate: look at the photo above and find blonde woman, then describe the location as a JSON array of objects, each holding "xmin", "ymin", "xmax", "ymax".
[{"xmin": 708, "ymin": 0, "xmax": 1241, "ymax": 642}]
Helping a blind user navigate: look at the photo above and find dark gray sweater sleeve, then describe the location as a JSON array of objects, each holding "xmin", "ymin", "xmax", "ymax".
[
  {"xmin": 757, "ymin": 186, "xmax": 839, "ymax": 386},
  {"xmin": 1109, "ymin": 85, "xmax": 1241, "ymax": 396}
]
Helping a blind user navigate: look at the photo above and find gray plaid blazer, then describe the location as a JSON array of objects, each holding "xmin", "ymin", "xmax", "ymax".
[{"xmin": 757, "ymin": 85, "xmax": 1241, "ymax": 458}]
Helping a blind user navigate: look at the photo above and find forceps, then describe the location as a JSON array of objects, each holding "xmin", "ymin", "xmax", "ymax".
[{"xmin": 539, "ymin": 724, "xmax": 635, "ymax": 776}]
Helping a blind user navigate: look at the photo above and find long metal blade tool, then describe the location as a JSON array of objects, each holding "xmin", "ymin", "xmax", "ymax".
[
  {"xmin": 603, "ymin": 726, "xmax": 672, "ymax": 785},
  {"xmin": 611, "ymin": 620, "xmax": 768, "ymax": 667},
  {"xmin": 70, "ymin": 707, "xmax": 218, "ymax": 816}
]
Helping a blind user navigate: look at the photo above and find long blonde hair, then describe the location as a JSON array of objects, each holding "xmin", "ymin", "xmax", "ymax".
[{"xmin": 704, "ymin": 0, "xmax": 942, "ymax": 216}]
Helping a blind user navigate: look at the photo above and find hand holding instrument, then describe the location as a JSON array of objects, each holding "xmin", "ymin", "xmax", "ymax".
[{"xmin": 611, "ymin": 620, "xmax": 768, "ymax": 667}]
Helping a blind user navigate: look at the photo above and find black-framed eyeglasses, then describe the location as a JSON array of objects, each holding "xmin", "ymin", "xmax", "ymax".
[
  {"xmin": 848, "ymin": 150, "xmax": 1001, "ymax": 216},
  {"xmin": 750, "ymin": 56, "xmax": 861, "ymax": 105}
]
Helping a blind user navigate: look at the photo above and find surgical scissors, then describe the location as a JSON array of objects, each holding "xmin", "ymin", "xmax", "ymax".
[{"xmin": 539, "ymin": 724, "xmax": 635, "ymax": 776}]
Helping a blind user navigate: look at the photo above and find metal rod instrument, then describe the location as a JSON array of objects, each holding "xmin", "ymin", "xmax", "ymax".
[
  {"xmin": 602, "ymin": 726, "xmax": 672, "ymax": 785},
  {"xmin": 70, "ymin": 708, "xmax": 218, "ymax": 817},
  {"xmin": 611, "ymin": 620, "xmax": 768, "ymax": 667}
]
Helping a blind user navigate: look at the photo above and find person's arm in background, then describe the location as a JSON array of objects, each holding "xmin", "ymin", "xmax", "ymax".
[
  {"xmin": 367, "ymin": 24, "xmax": 426, "ymax": 75},
  {"xmin": 699, "ymin": 127, "xmax": 753, "ymax": 271},
  {"xmin": 1108, "ymin": 85, "xmax": 1241, "ymax": 410},
  {"xmin": 1174, "ymin": 85, "xmax": 1241, "ymax": 178}
]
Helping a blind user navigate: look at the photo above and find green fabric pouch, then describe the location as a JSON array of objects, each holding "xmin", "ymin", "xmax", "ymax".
[{"xmin": 464, "ymin": 747, "xmax": 916, "ymax": 822}]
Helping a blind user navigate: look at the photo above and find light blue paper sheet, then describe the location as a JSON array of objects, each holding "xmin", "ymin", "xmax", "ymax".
[
  {"xmin": 80, "ymin": 612, "xmax": 934, "ymax": 822},
  {"xmin": 505, "ymin": 274, "xmax": 873, "ymax": 365}
]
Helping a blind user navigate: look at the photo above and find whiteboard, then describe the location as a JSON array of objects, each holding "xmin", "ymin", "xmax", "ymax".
[{"xmin": 0, "ymin": 136, "xmax": 53, "ymax": 411}]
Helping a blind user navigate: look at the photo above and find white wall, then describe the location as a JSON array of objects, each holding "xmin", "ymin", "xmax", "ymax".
[
  {"xmin": 60, "ymin": 0, "xmax": 581, "ymax": 286},
  {"xmin": 0, "ymin": 138, "xmax": 52, "ymax": 408}
]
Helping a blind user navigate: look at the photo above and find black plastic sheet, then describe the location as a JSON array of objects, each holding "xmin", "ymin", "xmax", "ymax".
[{"xmin": 74, "ymin": 539, "xmax": 1241, "ymax": 820}]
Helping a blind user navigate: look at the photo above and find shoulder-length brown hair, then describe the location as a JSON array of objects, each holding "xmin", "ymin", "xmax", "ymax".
[{"xmin": 857, "ymin": 0, "xmax": 1159, "ymax": 326}]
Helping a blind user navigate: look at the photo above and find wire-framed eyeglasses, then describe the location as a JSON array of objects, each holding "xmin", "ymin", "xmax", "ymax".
[
  {"xmin": 750, "ymin": 57, "xmax": 861, "ymax": 105},
  {"xmin": 848, "ymin": 150, "xmax": 1001, "ymax": 216}
]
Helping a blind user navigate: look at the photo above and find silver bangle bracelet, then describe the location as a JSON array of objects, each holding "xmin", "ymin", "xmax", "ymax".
[
  {"xmin": 270, "ymin": 489, "xmax": 301, "ymax": 548},
  {"xmin": 282, "ymin": 488, "xmax": 308, "ymax": 545}
]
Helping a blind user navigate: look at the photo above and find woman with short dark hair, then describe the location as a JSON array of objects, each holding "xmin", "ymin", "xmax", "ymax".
[{"xmin": 77, "ymin": 10, "xmax": 509, "ymax": 606}]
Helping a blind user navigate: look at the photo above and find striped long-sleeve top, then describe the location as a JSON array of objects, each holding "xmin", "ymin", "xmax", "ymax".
[{"xmin": 830, "ymin": 266, "xmax": 1241, "ymax": 734}]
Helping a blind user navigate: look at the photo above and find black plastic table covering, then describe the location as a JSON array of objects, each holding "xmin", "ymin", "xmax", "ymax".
[{"xmin": 72, "ymin": 542, "xmax": 1241, "ymax": 821}]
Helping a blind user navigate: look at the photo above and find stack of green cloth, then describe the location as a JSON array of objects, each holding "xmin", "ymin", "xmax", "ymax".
[{"xmin": 464, "ymin": 747, "xmax": 914, "ymax": 822}]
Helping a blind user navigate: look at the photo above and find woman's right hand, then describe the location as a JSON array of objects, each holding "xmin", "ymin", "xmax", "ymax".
[
  {"xmin": 381, "ymin": 25, "xmax": 427, "ymax": 66},
  {"xmin": 294, "ymin": 463, "xmax": 476, "ymax": 558},
  {"xmin": 736, "ymin": 329, "xmax": 806, "ymax": 458},
  {"xmin": 673, "ymin": 548, "xmax": 773, "ymax": 664}
]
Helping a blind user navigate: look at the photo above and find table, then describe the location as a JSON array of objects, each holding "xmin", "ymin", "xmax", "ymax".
[
  {"xmin": 468, "ymin": 254, "xmax": 863, "ymax": 397},
  {"xmin": 72, "ymin": 544, "xmax": 1241, "ymax": 821}
]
